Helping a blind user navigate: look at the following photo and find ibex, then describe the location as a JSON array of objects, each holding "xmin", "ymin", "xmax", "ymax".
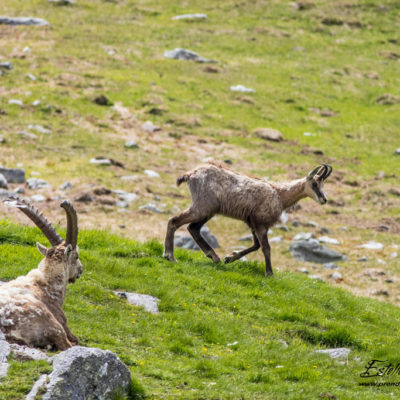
[
  {"xmin": 164, "ymin": 162, "xmax": 332, "ymax": 276},
  {"xmin": 0, "ymin": 196, "xmax": 82, "ymax": 350}
]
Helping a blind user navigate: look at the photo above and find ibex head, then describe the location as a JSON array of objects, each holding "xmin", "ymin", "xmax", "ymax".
[
  {"xmin": 5, "ymin": 196, "xmax": 83, "ymax": 283},
  {"xmin": 305, "ymin": 164, "xmax": 333, "ymax": 205}
]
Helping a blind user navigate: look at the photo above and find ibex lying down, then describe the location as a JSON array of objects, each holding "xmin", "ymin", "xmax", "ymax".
[
  {"xmin": 164, "ymin": 162, "xmax": 332, "ymax": 276},
  {"xmin": 0, "ymin": 196, "xmax": 82, "ymax": 350}
]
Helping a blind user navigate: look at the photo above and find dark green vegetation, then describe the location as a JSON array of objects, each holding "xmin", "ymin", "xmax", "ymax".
[{"xmin": 1, "ymin": 221, "xmax": 400, "ymax": 399}]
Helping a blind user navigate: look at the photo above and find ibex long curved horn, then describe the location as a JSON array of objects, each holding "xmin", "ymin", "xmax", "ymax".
[
  {"xmin": 60, "ymin": 200, "xmax": 78, "ymax": 249},
  {"xmin": 4, "ymin": 195, "xmax": 63, "ymax": 246}
]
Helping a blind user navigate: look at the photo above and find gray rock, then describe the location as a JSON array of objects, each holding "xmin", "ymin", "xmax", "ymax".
[
  {"xmin": 230, "ymin": 84, "xmax": 256, "ymax": 93},
  {"xmin": 305, "ymin": 220, "xmax": 319, "ymax": 228},
  {"xmin": 276, "ymin": 224, "xmax": 289, "ymax": 232},
  {"xmin": 270, "ymin": 236, "xmax": 282, "ymax": 243},
  {"xmin": 164, "ymin": 48, "xmax": 215, "ymax": 63},
  {"xmin": 139, "ymin": 203, "xmax": 163, "ymax": 213},
  {"xmin": 290, "ymin": 239, "xmax": 347, "ymax": 264},
  {"xmin": 172, "ymin": 13, "xmax": 207, "ymax": 20},
  {"xmin": 141, "ymin": 121, "xmax": 161, "ymax": 133},
  {"xmin": 48, "ymin": 0, "xmax": 75, "ymax": 4},
  {"xmin": 26, "ymin": 73, "xmax": 37, "ymax": 81},
  {"xmin": 0, "ymin": 174, "xmax": 7, "ymax": 189},
  {"xmin": 395, "ymin": 148, "xmax": 400, "ymax": 155},
  {"xmin": 124, "ymin": 140, "xmax": 138, "ymax": 148},
  {"xmin": 0, "ymin": 135, "xmax": 5, "ymax": 143},
  {"xmin": 30, "ymin": 194, "xmax": 46, "ymax": 202},
  {"xmin": 299, "ymin": 268, "xmax": 309, "ymax": 274},
  {"xmin": 358, "ymin": 256, "xmax": 368, "ymax": 262},
  {"xmin": 17, "ymin": 131, "xmax": 38, "ymax": 140},
  {"xmin": 316, "ymin": 348, "xmax": 350, "ymax": 359},
  {"xmin": 358, "ymin": 241, "xmax": 384, "ymax": 250},
  {"xmin": 293, "ymin": 232, "xmax": 313, "ymax": 241},
  {"xmin": 0, "ymin": 62, "xmax": 13, "ymax": 71},
  {"xmin": 0, "ymin": 17, "xmax": 50, "ymax": 26},
  {"xmin": 323, "ymin": 262, "xmax": 339, "ymax": 270},
  {"xmin": 32, "ymin": 346, "xmax": 131, "ymax": 400},
  {"xmin": 0, "ymin": 189, "xmax": 15, "ymax": 199},
  {"xmin": 113, "ymin": 190, "xmax": 138, "ymax": 203},
  {"xmin": 28, "ymin": 125, "xmax": 52, "ymax": 134},
  {"xmin": 175, "ymin": 225, "xmax": 219, "ymax": 250},
  {"xmin": 10, "ymin": 344, "xmax": 50, "ymax": 362},
  {"xmin": 318, "ymin": 236, "xmax": 339, "ymax": 245},
  {"xmin": 116, "ymin": 201, "xmax": 129, "ymax": 208},
  {"xmin": 0, "ymin": 330, "xmax": 10, "ymax": 378},
  {"xmin": 26, "ymin": 178, "xmax": 50, "ymax": 190},
  {"xmin": 8, "ymin": 99, "xmax": 23, "ymax": 107},
  {"xmin": 144, "ymin": 169, "xmax": 160, "ymax": 178},
  {"xmin": 238, "ymin": 234, "xmax": 253, "ymax": 241},
  {"xmin": 331, "ymin": 271, "xmax": 342, "ymax": 280},
  {"xmin": 0, "ymin": 167, "xmax": 25, "ymax": 183},
  {"xmin": 115, "ymin": 291, "xmax": 160, "ymax": 314},
  {"xmin": 90, "ymin": 157, "xmax": 111, "ymax": 166},
  {"xmin": 59, "ymin": 181, "xmax": 72, "ymax": 190},
  {"xmin": 254, "ymin": 127, "xmax": 283, "ymax": 142},
  {"xmin": 26, "ymin": 374, "xmax": 48, "ymax": 400},
  {"xmin": 309, "ymin": 275, "xmax": 324, "ymax": 282}
]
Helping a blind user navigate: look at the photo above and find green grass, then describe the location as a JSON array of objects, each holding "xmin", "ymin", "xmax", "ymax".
[{"xmin": 1, "ymin": 221, "xmax": 400, "ymax": 399}]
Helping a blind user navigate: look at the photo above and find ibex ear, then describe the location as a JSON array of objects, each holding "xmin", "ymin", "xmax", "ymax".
[{"xmin": 36, "ymin": 242, "xmax": 48, "ymax": 257}]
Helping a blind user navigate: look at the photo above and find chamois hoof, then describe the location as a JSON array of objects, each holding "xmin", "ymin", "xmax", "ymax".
[
  {"xmin": 224, "ymin": 256, "xmax": 232, "ymax": 264},
  {"xmin": 163, "ymin": 253, "xmax": 177, "ymax": 263}
]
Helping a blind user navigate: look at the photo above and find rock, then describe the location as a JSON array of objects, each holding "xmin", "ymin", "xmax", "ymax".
[
  {"xmin": 390, "ymin": 252, "xmax": 398, "ymax": 259},
  {"xmin": 290, "ymin": 239, "xmax": 347, "ymax": 264},
  {"xmin": 90, "ymin": 157, "xmax": 111, "ymax": 166},
  {"xmin": 114, "ymin": 291, "xmax": 160, "ymax": 314},
  {"xmin": 376, "ymin": 94, "xmax": 400, "ymax": 105},
  {"xmin": 30, "ymin": 346, "xmax": 131, "ymax": 400},
  {"xmin": 17, "ymin": 131, "xmax": 37, "ymax": 140},
  {"xmin": 316, "ymin": 348, "xmax": 350, "ymax": 359},
  {"xmin": 139, "ymin": 203, "xmax": 163, "ymax": 213},
  {"xmin": 230, "ymin": 85, "xmax": 256, "ymax": 93},
  {"xmin": 0, "ymin": 17, "xmax": 50, "ymax": 26},
  {"xmin": 276, "ymin": 224, "xmax": 289, "ymax": 232},
  {"xmin": 358, "ymin": 241, "xmax": 384, "ymax": 250},
  {"xmin": 94, "ymin": 95, "xmax": 112, "ymax": 106},
  {"xmin": 175, "ymin": 225, "xmax": 219, "ymax": 250},
  {"xmin": 292, "ymin": 219, "xmax": 301, "ymax": 227},
  {"xmin": 318, "ymin": 236, "xmax": 339, "ymax": 245},
  {"xmin": 323, "ymin": 262, "xmax": 339, "ymax": 270},
  {"xmin": 141, "ymin": 120, "xmax": 161, "ymax": 133},
  {"xmin": 293, "ymin": 46, "xmax": 305, "ymax": 51},
  {"xmin": 30, "ymin": 194, "xmax": 46, "ymax": 202},
  {"xmin": 254, "ymin": 128, "xmax": 283, "ymax": 142},
  {"xmin": 378, "ymin": 224, "xmax": 390, "ymax": 232},
  {"xmin": 8, "ymin": 99, "xmax": 23, "ymax": 107},
  {"xmin": 26, "ymin": 178, "xmax": 50, "ymax": 190},
  {"xmin": 75, "ymin": 193, "xmax": 94, "ymax": 203},
  {"xmin": 26, "ymin": 73, "xmax": 37, "ymax": 81},
  {"xmin": 9, "ymin": 344, "xmax": 50, "ymax": 362},
  {"xmin": 0, "ymin": 330, "xmax": 10, "ymax": 378},
  {"xmin": 0, "ymin": 174, "xmax": 7, "ymax": 189},
  {"xmin": 59, "ymin": 181, "xmax": 72, "ymax": 190},
  {"xmin": 144, "ymin": 169, "xmax": 160, "ymax": 178},
  {"xmin": 389, "ymin": 188, "xmax": 400, "ymax": 196},
  {"xmin": 48, "ymin": 0, "xmax": 75, "ymax": 4},
  {"xmin": 331, "ymin": 271, "xmax": 342, "ymax": 280},
  {"xmin": 293, "ymin": 232, "xmax": 313, "ymax": 241},
  {"xmin": 319, "ymin": 227, "xmax": 330, "ymax": 234},
  {"xmin": 358, "ymin": 256, "xmax": 368, "ymax": 262},
  {"xmin": 270, "ymin": 236, "xmax": 282, "ymax": 243},
  {"xmin": 238, "ymin": 234, "xmax": 253, "ymax": 241},
  {"xmin": 374, "ymin": 290, "xmax": 389, "ymax": 297},
  {"xmin": 280, "ymin": 211, "xmax": 289, "ymax": 224},
  {"xmin": 115, "ymin": 201, "xmax": 128, "ymax": 208},
  {"xmin": 203, "ymin": 65, "xmax": 219, "ymax": 73},
  {"xmin": 299, "ymin": 268, "xmax": 309, "ymax": 274},
  {"xmin": 0, "ymin": 62, "xmax": 12, "ymax": 71},
  {"xmin": 172, "ymin": 13, "xmax": 207, "ymax": 20},
  {"xmin": 305, "ymin": 220, "xmax": 318, "ymax": 228},
  {"xmin": 32, "ymin": 100, "xmax": 41, "ymax": 107},
  {"xmin": 309, "ymin": 275, "xmax": 324, "ymax": 282},
  {"xmin": 28, "ymin": 124, "xmax": 52, "ymax": 134},
  {"xmin": 124, "ymin": 140, "xmax": 138, "ymax": 149},
  {"xmin": 164, "ymin": 48, "xmax": 215, "ymax": 63},
  {"xmin": 394, "ymin": 149, "xmax": 400, "ymax": 156},
  {"xmin": 113, "ymin": 190, "xmax": 138, "ymax": 203},
  {"xmin": 26, "ymin": 374, "xmax": 48, "ymax": 400}
]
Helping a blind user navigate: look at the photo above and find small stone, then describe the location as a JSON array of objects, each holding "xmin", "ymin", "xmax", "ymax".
[
  {"xmin": 316, "ymin": 348, "xmax": 350, "ymax": 359},
  {"xmin": 390, "ymin": 252, "xmax": 398, "ymax": 259},
  {"xmin": 94, "ymin": 95, "xmax": 112, "ymax": 106},
  {"xmin": 144, "ymin": 169, "xmax": 160, "ymax": 178},
  {"xmin": 141, "ymin": 120, "xmax": 161, "ymax": 133},
  {"xmin": 318, "ymin": 236, "xmax": 339, "ymax": 245},
  {"xmin": 358, "ymin": 256, "xmax": 368, "ymax": 262},
  {"xmin": 114, "ymin": 291, "xmax": 160, "ymax": 314},
  {"xmin": 309, "ymin": 275, "xmax": 324, "ymax": 281},
  {"xmin": 48, "ymin": 0, "xmax": 75, "ymax": 4},
  {"xmin": 25, "ymin": 73, "xmax": 37, "ymax": 81},
  {"xmin": 0, "ymin": 17, "xmax": 50, "ymax": 26},
  {"xmin": 270, "ymin": 236, "xmax": 282, "ymax": 243},
  {"xmin": 30, "ymin": 194, "xmax": 46, "ymax": 202},
  {"xmin": 124, "ymin": 140, "xmax": 138, "ymax": 148},
  {"xmin": 385, "ymin": 278, "xmax": 395, "ymax": 283},
  {"xmin": 17, "ymin": 131, "xmax": 37, "ymax": 140},
  {"xmin": 279, "ymin": 339, "xmax": 288, "ymax": 348},
  {"xmin": 374, "ymin": 290, "xmax": 389, "ymax": 297},
  {"xmin": 331, "ymin": 271, "xmax": 342, "ymax": 280},
  {"xmin": 139, "ymin": 203, "xmax": 163, "ymax": 213},
  {"xmin": 0, "ymin": 167, "xmax": 25, "ymax": 183},
  {"xmin": 113, "ymin": 190, "xmax": 138, "ymax": 203},
  {"xmin": 0, "ymin": 174, "xmax": 8, "ymax": 189},
  {"xmin": 319, "ymin": 227, "xmax": 330, "ymax": 234},
  {"xmin": 75, "ymin": 193, "xmax": 94, "ymax": 203},
  {"xmin": 299, "ymin": 268, "xmax": 309, "ymax": 274},
  {"xmin": 305, "ymin": 220, "xmax": 319, "ymax": 228},
  {"xmin": 376, "ymin": 94, "xmax": 400, "ymax": 105},
  {"xmin": 59, "ymin": 181, "xmax": 72, "ymax": 190},
  {"xmin": 8, "ymin": 99, "xmax": 23, "ymax": 107},
  {"xmin": 164, "ymin": 48, "xmax": 215, "ymax": 63},
  {"xmin": 90, "ymin": 157, "xmax": 111, "ymax": 166},
  {"xmin": 293, "ymin": 232, "xmax": 313, "ymax": 241},
  {"xmin": 358, "ymin": 241, "xmax": 384, "ymax": 250},
  {"xmin": 32, "ymin": 100, "xmax": 41, "ymax": 107},
  {"xmin": 0, "ymin": 135, "xmax": 5, "ymax": 143},
  {"xmin": 172, "ymin": 13, "xmax": 207, "ymax": 20},
  {"xmin": 10, "ymin": 344, "xmax": 50, "ymax": 362},
  {"xmin": 290, "ymin": 239, "xmax": 347, "ymax": 264},
  {"xmin": 292, "ymin": 219, "xmax": 301, "ymax": 227},
  {"xmin": 254, "ymin": 127, "xmax": 283, "ymax": 142},
  {"xmin": 238, "ymin": 234, "xmax": 253, "ymax": 241},
  {"xmin": 116, "ymin": 201, "xmax": 129, "ymax": 208},
  {"xmin": 26, "ymin": 178, "xmax": 50, "ymax": 190},
  {"xmin": 230, "ymin": 85, "xmax": 256, "ymax": 93},
  {"xmin": 276, "ymin": 224, "xmax": 289, "ymax": 232},
  {"xmin": 0, "ymin": 62, "xmax": 13, "ymax": 71},
  {"xmin": 28, "ymin": 124, "xmax": 51, "ymax": 134},
  {"xmin": 14, "ymin": 187, "xmax": 25, "ymax": 194},
  {"xmin": 389, "ymin": 188, "xmax": 400, "ymax": 196},
  {"xmin": 323, "ymin": 263, "xmax": 339, "ymax": 270},
  {"xmin": 378, "ymin": 225, "xmax": 390, "ymax": 232},
  {"xmin": 203, "ymin": 65, "xmax": 219, "ymax": 73}
]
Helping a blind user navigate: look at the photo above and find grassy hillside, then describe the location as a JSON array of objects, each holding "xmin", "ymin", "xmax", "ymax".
[{"xmin": 1, "ymin": 221, "xmax": 400, "ymax": 399}]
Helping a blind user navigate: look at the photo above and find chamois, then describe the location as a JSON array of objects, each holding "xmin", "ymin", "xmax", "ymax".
[
  {"xmin": 164, "ymin": 163, "xmax": 332, "ymax": 276},
  {"xmin": 0, "ymin": 196, "xmax": 82, "ymax": 350}
]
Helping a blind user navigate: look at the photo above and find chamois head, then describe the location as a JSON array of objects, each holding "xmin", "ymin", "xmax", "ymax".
[
  {"xmin": 305, "ymin": 164, "xmax": 333, "ymax": 205},
  {"xmin": 5, "ymin": 196, "xmax": 82, "ymax": 283}
]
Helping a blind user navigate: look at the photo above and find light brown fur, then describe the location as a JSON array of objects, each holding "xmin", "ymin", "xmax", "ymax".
[{"xmin": 164, "ymin": 162, "xmax": 332, "ymax": 276}]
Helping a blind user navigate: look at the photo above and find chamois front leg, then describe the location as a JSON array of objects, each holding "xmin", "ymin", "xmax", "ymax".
[
  {"xmin": 224, "ymin": 231, "xmax": 260, "ymax": 263},
  {"xmin": 254, "ymin": 225, "xmax": 273, "ymax": 276}
]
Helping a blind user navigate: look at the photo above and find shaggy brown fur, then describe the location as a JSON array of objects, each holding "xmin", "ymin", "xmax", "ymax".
[
  {"xmin": 164, "ymin": 162, "xmax": 332, "ymax": 276},
  {"xmin": 0, "ymin": 198, "xmax": 82, "ymax": 350}
]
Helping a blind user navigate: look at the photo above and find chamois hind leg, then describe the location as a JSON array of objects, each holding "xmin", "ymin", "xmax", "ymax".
[
  {"xmin": 224, "ymin": 230, "xmax": 260, "ymax": 264},
  {"xmin": 188, "ymin": 218, "xmax": 220, "ymax": 263},
  {"xmin": 254, "ymin": 224, "xmax": 273, "ymax": 276},
  {"xmin": 164, "ymin": 207, "xmax": 205, "ymax": 262}
]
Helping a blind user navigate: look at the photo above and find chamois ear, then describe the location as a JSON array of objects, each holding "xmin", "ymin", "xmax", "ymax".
[{"xmin": 36, "ymin": 242, "xmax": 48, "ymax": 257}]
